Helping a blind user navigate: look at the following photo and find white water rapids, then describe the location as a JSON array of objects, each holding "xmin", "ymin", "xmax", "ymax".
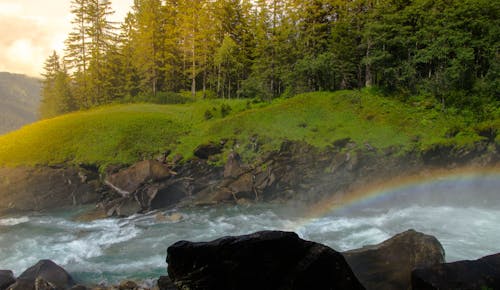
[{"xmin": 0, "ymin": 175, "xmax": 499, "ymax": 285}]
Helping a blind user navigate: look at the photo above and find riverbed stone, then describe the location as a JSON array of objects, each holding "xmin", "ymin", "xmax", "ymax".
[
  {"xmin": 343, "ymin": 229, "xmax": 445, "ymax": 290},
  {"xmin": 412, "ymin": 252, "xmax": 500, "ymax": 290},
  {"xmin": 0, "ymin": 270, "xmax": 15, "ymax": 290},
  {"xmin": 8, "ymin": 260, "xmax": 75, "ymax": 290},
  {"xmin": 167, "ymin": 230, "xmax": 365, "ymax": 290}
]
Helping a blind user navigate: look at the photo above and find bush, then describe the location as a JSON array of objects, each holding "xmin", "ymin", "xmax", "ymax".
[
  {"xmin": 204, "ymin": 109, "xmax": 214, "ymax": 120},
  {"xmin": 220, "ymin": 104, "xmax": 232, "ymax": 117},
  {"xmin": 132, "ymin": 91, "xmax": 192, "ymax": 104}
]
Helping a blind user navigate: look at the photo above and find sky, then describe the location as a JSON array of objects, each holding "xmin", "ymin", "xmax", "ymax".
[{"xmin": 0, "ymin": 0, "xmax": 133, "ymax": 77}]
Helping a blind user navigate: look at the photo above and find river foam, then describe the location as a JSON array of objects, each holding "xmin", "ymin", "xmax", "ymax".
[{"xmin": 0, "ymin": 176, "xmax": 498, "ymax": 285}]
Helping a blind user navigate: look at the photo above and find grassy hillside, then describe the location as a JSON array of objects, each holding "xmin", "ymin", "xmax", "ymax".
[
  {"xmin": 0, "ymin": 90, "xmax": 496, "ymax": 168},
  {"xmin": 0, "ymin": 72, "xmax": 41, "ymax": 134}
]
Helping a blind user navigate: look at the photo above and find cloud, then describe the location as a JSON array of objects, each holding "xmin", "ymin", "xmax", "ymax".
[
  {"xmin": 0, "ymin": 14, "xmax": 67, "ymax": 77},
  {"xmin": 0, "ymin": 0, "xmax": 133, "ymax": 77}
]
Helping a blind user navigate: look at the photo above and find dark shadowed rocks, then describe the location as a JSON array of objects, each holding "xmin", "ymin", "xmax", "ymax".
[
  {"xmin": 412, "ymin": 253, "xmax": 500, "ymax": 290},
  {"xmin": 7, "ymin": 260, "xmax": 74, "ymax": 290},
  {"xmin": 343, "ymin": 229, "xmax": 445, "ymax": 290},
  {"xmin": 167, "ymin": 230, "xmax": 365, "ymax": 290},
  {"xmin": 193, "ymin": 142, "xmax": 223, "ymax": 159},
  {"xmin": 157, "ymin": 276, "xmax": 177, "ymax": 290},
  {"xmin": 0, "ymin": 270, "xmax": 15, "ymax": 290}
]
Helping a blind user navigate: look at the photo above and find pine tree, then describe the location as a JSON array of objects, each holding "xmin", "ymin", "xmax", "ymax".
[
  {"xmin": 65, "ymin": 0, "xmax": 91, "ymax": 108},
  {"xmin": 86, "ymin": 0, "xmax": 117, "ymax": 105},
  {"xmin": 130, "ymin": 0, "xmax": 166, "ymax": 97},
  {"xmin": 40, "ymin": 51, "xmax": 75, "ymax": 118}
]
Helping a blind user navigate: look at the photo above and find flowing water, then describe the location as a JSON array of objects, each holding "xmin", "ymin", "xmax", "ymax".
[{"xmin": 0, "ymin": 175, "xmax": 499, "ymax": 285}]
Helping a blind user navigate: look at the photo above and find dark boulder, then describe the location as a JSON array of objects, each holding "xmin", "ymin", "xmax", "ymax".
[
  {"xmin": 8, "ymin": 260, "xmax": 74, "ymax": 290},
  {"xmin": 343, "ymin": 229, "xmax": 444, "ymax": 290},
  {"xmin": 105, "ymin": 160, "xmax": 173, "ymax": 196},
  {"xmin": 412, "ymin": 253, "xmax": 500, "ymax": 290},
  {"xmin": 194, "ymin": 142, "xmax": 223, "ymax": 159},
  {"xmin": 0, "ymin": 270, "xmax": 15, "ymax": 290},
  {"xmin": 167, "ymin": 230, "xmax": 365, "ymax": 290}
]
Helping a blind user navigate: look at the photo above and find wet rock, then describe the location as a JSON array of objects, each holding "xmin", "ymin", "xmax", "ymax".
[
  {"xmin": 105, "ymin": 160, "xmax": 173, "ymax": 196},
  {"xmin": 155, "ymin": 212, "xmax": 183, "ymax": 223},
  {"xmin": 139, "ymin": 182, "xmax": 186, "ymax": 210},
  {"xmin": 8, "ymin": 260, "xmax": 74, "ymax": 290},
  {"xmin": 118, "ymin": 280, "xmax": 138, "ymax": 290},
  {"xmin": 167, "ymin": 230, "xmax": 365, "ymax": 290},
  {"xmin": 412, "ymin": 252, "xmax": 500, "ymax": 290},
  {"xmin": 115, "ymin": 198, "xmax": 142, "ymax": 217},
  {"xmin": 193, "ymin": 142, "xmax": 222, "ymax": 159},
  {"xmin": 0, "ymin": 270, "xmax": 15, "ymax": 290},
  {"xmin": 343, "ymin": 229, "xmax": 445, "ymax": 290},
  {"xmin": 73, "ymin": 207, "xmax": 108, "ymax": 222},
  {"xmin": 157, "ymin": 276, "xmax": 176, "ymax": 290}
]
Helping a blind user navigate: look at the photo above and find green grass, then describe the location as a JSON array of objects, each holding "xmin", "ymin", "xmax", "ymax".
[{"xmin": 0, "ymin": 90, "xmax": 495, "ymax": 168}]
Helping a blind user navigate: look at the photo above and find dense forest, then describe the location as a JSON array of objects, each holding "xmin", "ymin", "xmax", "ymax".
[{"xmin": 40, "ymin": 0, "xmax": 499, "ymax": 119}]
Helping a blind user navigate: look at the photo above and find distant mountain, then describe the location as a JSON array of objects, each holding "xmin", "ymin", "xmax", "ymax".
[{"xmin": 0, "ymin": 72, "xmax": 41, "ymax": 135}]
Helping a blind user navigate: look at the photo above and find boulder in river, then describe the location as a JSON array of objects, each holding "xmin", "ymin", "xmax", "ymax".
[
  {"xmin": 0, "ymin": 270, "xmax": 15, "ymax": 290},
  {"xmin": 7, "ymin": 260, "xmax": 75, "ymax": 290},
  {"xmin": 412, "ymin": 252, "xmax": 500, "ymax": 290},
  {"xmin": 343, "ymin": 229, "xmax": 445, "ymax": 290},
  {"xmin": 167, "ymin": 230, "xmax": 365, "ymax": 290}
]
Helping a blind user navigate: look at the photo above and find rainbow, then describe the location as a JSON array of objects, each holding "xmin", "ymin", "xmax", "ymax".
[{"xmin": 302, "ymin": 166, "xmax": 500, "ymax": 221}]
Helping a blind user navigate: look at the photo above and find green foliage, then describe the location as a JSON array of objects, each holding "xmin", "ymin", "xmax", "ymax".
[
  {"xmin": 128, "ymin": 91, "xmax": 192, "ymax": 105},
  {"xmin": 2, "ymin": 91, "xmax": 495, "ymax": 167},
  {"xmin": 40, "ymin": 51, "xmax": 76, "ymax": 119},
  {"xmin": 204, "ymin": 109, "xmax": 214, "ymax": 120},
  {"xmin": 220, "ymin": 104, "xmax": 232, "ymax": 117},
  {"xmin": 41, "ymin": 0, "xmax": 497, "ymax": 119}
]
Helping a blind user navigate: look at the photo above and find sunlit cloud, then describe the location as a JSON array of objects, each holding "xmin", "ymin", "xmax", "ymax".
[
  {"xmin": 0, "ymin": 3, "xmax": 22, "ymax": 15},
  {"xmin": 0, "ymin": 0, "xmax": 133, "ymax": 77}
]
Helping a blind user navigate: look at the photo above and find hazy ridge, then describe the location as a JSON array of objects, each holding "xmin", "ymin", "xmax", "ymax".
[{"xmin": 0, "ymin": 72, "xmax": 41, "ymax": 135}]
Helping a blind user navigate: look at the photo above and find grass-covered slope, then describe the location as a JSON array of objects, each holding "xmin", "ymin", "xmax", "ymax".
[{"xmin": 0, "ymin": 91, "xmax": 495, "ymax": 167}]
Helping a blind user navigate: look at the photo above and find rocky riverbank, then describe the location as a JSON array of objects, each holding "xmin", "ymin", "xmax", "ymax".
[
  {"xmin": 1, "ymin": 230, "xmax": 499, "ymax": 290},
  {"xmin": 1, "ymin": 140, "xmax": 498, "ymax": 218}
]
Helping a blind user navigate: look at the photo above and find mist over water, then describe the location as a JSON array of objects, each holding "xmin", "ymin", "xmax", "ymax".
[{"xmin": 0, "ymin": 175, "xmax": 499, "ymax": 285}]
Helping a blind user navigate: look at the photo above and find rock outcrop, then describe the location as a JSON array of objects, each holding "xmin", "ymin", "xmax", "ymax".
[
  {"xmin": 105, "ymin": 160, "xmax": 173, "ymax": 197},
  {"xmin": 0, "ymin": 270, "xmax": 15, "ymax": 290},
  {"xmin": 412, "ymin": 253, "xmax": 500, "ymax": 290},
  {"xmin": 7, "ymin": 260, "xmax": 75, "ymax": 290},
  {"xmin": 343, "ymin": 229, "xmax": 445, "ymax": 290},
  {"xmin": 167, "ymin": 230, "xmax": 365, "ymax": 290},
  {"xmin": 0, "ymin": 166, "xmax": 100, "ymax": 215}
]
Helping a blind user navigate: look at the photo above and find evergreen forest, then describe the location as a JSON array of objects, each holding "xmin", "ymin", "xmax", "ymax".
[{"xmin": 40, "ymin": 0, "xmax": 499, "ymax": 120}]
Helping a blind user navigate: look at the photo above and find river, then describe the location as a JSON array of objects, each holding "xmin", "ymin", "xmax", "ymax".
[{"xmin": 0, "ymin": 174, "xmax": 499, "ymax": 285}]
